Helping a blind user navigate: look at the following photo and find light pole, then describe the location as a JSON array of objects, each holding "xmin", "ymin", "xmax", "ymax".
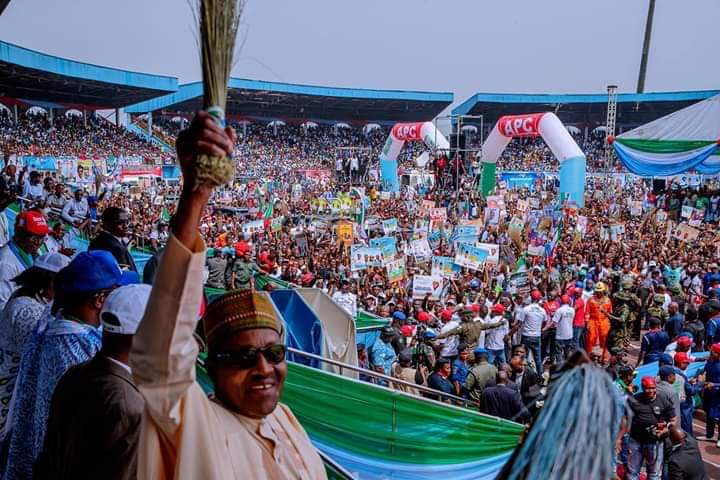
[{"xmin": 636, "ymin": 0, "xmax": 657, "ymax": 93}]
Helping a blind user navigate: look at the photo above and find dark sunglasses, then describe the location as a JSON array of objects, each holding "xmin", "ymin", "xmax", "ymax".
[{"xmin": 211, "ymin": 344, "xmax": 286, "ymax": 369}]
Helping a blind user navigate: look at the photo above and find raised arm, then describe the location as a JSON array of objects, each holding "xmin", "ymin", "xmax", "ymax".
[{"xmin": 130, "ymin": 112, "xmax": 236, "ymax": 435}]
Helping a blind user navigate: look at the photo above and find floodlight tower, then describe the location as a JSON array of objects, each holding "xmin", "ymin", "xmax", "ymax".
[{"xmin": 604, "ymin": 85, "xmax": 618, "ymax": 173}]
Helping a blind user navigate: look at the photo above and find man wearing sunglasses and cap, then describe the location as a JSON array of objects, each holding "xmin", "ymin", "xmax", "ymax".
[{"xmin": 129, "ymin": 112, "xmax": 326, "ymax": 479}]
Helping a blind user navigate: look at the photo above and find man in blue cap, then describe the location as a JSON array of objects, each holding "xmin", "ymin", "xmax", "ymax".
[
  {"xmin": 464, "ymin": 347, "xmax": 497, "ymax": 403},
  {"xmin": 3, "ymin": 250, "xmax": 136, "ymax": 480}
]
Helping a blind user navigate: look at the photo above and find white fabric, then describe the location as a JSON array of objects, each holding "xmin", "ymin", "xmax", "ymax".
[
  {"xmin": 0, "ymin": 246, "xmax": 24, "ymax": 311},
  {"xmin": 296, "ymin": 288, "xmax": 358, "ymax": 379},
  {"xmin": 439, "ymin": 320, "xmax": 460, "ymax": 357},
  {"xmin": 33, "ymin": 252, "xmax": 70, "ymax": 273},
  {"xmin": 520, "ymin": 303, "xmax": 546, "ymax": 338},
  {"xmin": 619, "ymin": 94, "xmax": 720, "ymax": 141},
  {"xmin": 484, "ymin": 314, "xmax": 508, "ymax": 350},
  {"xmin": 331, "ymin": 291, "xmax": 357, "ymax": 318},
  {"xmin": 553, "ymin": 304, "xmax": 575, "ymax": 341}
]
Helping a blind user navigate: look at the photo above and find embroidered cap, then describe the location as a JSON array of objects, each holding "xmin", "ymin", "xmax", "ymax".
[{"xmin": 203, "ymin": 290, "xmax": 283, "ymax": 349}]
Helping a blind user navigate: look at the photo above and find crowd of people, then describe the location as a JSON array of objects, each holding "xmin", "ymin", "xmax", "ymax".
[
  {"xmin": 0, "ymin": 111, "xmax": 168, "ymax": 160},
  {"xmin": 0, "ymin": 108, "xmax": 717, "ymax": 479}
]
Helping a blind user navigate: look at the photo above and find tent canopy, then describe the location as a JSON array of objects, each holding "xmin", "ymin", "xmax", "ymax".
[{"xmin": 613, "ymin": 94, "xmax": 720, "ymax": 176}]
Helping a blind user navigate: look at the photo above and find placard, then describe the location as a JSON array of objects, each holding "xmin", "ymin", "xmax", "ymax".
[
  {"xmin": 475, "ymin": 242, "xmax": 500, "ymax": 265},
  {"xmin": 408, "ymin": 238, "xmax": 432, "ymax": 261},
  {"xmin": 382, "ymin": 218, "xmax": 399, "ymax": 236},
  {"xmin": 431, "ymin": 256, "xmax": 459, "ymax": 279},
  {"xmin": 412, "ymin": 275, "xmax": 443, "ymax": 300},
  {"xmin": 454, "ymin": 243, "xmax": 489, "ymax": 271},
  {"xmin": 386, "ymin": 258, "xmax": 407, "ymax": 284},
  {"xmin": 350, "ymin": 245, "xmax": 383, "ymax": 271}
]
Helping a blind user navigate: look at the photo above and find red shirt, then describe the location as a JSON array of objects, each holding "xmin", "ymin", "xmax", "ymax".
[
  {"xmin": 235, "ymin": 240, "xmax": 251, "ymax": 256},
  {"xmin": 573, "ymin": 297, "xmax": 586, "ymax": 327}
]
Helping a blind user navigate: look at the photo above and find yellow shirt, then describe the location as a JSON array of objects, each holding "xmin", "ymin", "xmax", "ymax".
[{"xmin": 130, "ymin": 234, "xmax": 327, "ymax": 480}]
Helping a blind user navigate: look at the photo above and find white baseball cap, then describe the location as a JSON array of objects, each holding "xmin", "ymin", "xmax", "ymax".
[
  {"xmin": 100, "ymin": 284, "xmax": 152, "ymax": 335},
  {"xmin": 34, "ymin": 252, "xmax": 71, "ymax": 273}
]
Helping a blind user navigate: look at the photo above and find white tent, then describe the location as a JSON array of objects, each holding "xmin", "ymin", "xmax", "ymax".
[
  {"xmin": 612, "ymin": 94, "xmax": 720, "ymax": 176},
  {"xmin": 566, "ymin": 125, "xmax": 581, "ymax": 134},
  {"xmin": 26, "ymin": 106, "xmax": 47, "ymax": 116},
  {"xmin": 65, "ymin": 109, "xmax": 83, "ymax": 118},
  {"xmin": 461, "ymin": 125, "xmax": 478, "ymax": 134},
  {"xmin": 363, "ymin": 123, "xmax": 382, "ymax": 134}
]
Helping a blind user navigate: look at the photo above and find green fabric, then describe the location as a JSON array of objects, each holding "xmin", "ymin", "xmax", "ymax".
[
  {"xmin": 479, "ymin": 162, "xmax": 497, "ymax": 197},
  {"xmin": 356, "ymin": 310, "xmax": 389, "ymax": 331},
  {"xmin": 615, "ymin": 138, "xmax": 715, "ymax": 153},
  {"xmin": 196, "ymin": 357, "xmax": 522, "ymax": 465}
]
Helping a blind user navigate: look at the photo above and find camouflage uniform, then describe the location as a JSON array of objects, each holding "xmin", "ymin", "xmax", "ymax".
[
  {"xmin": 436, "ymin": 312, "xmax": 505, "ymax": 350},
  {"xmin": 610, "ymin": 280, "xmax": 642, "ymax": 348},
  {"xmin": 645, "ymin": 294, "xmax": 668, "ymax": 328}
]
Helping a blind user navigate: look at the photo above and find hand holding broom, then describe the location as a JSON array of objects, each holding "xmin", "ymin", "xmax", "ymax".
[{"xmin": 190, "ymin": 0, "xmax": 245, "ymax": 190}]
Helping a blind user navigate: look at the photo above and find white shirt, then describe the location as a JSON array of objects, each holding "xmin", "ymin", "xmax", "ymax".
[
  {"xmin": 0, "ymin": 245, "xmax": 25, "ymax": 311},
  {"xmin": 520, "ymin": 303, "xmax": 547, "ymax": 338},
  {"xmin": 332, "ymin": 291, "xmax": 357, "ymax": 318},
  {"xmin": 439, "ymin": 320, "xmax": 460, "ymax": 357},
  {"xmin": 553, "ymin": 304, "xmax": 575, "ymax": 341},
  {"xmin": 0, "ymin": 214, "xmax": 8, "ymax": 248},
  {"xmin": 484, "ymin": 314, "xmax": 508, "ymax": 350},
  {"xmin": 44, "ymin": 232, "xmax": 76, "ymax": 256},
  {"xmin": 350, "ymin": 157, "xmax": 359, "ymax": 171},
  {"xmin": 61, "ymin": 198, "xmax": 89, "ymax": 223}
]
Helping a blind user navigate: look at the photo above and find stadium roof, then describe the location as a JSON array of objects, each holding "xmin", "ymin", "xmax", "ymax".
[
  {"xmin": 125, "ymin": 79, "xmax": 454, "ymax": 125},
  {"xmin": 0, "ymin": 41, "xmax": 178, "ymax": 110},
  {"xmin": 452, "ymin": 90, "xmax": 720, "ymax": 129}
]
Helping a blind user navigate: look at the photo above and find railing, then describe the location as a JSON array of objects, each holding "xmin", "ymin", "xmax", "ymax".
[
  {"xmin": 287, "ymin": 347, "xmax": 481, "ymax": 409},
  {"xmin": 317, "ymin": 450, "xmax": 356, "ymax": 480}
]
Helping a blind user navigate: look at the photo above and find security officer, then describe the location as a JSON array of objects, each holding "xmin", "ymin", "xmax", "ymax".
[
  {"xmin": 610, "ymin": 278, "xmax": 642, "ymax": 348},
  {"xmin": 435, "ymin": 306, "xmax": 506, "ymax": 350},
  {"xmin": 646, "ymin": 294, "xmax": 668, "ymax": 328}
]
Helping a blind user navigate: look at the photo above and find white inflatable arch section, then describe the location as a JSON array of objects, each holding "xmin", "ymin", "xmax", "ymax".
[
  {"xmin": 480, "ymin": 112, "xmax": 587, "ymax": 206},
  {"xmin": 379, "ymin": 122, "xmax": 450, "ymax": 192}
]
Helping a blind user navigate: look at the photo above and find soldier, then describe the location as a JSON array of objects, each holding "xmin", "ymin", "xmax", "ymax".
[
  {"xmin": 610, "ymin": 278, "xmax": 642, "ymax": 348},
  {"xmin": 669, "ymin": 283, "xmax": 688, "ymax": 314},
  {"xmin": 435, "ymin": 306, "xmax": 505, "ymax": 350},
  {"xmin": 646, "ymin": 294, "xmax": 669, "ymax": 328}
]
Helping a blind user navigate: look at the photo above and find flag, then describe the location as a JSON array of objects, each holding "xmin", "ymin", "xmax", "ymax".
[
  {"xmin": 161, "ymin": 207, "xmax": 171, "ymax": 223},
  {"xmin": 263, "ymin": 200, "xmax": 274, "ymax": 219}
]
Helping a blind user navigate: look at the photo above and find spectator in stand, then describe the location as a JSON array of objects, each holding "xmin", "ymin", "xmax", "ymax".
[
  {"xmin": 0, "ymin": 210, "xmax": 50, "ymax": 309},
  {"xmin": 0, "ymin": 252, "xmax": 69, "ymax": 439},
  {"xmin": 61, "ymin": 189, "xmax": 89, "ymax": 227},
  {"xmin": 89, "ymin": 207, "xmax": 137, "ymax": 272}
]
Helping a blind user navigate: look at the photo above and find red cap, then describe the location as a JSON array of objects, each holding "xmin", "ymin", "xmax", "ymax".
[
  {"xmin": 676, "ymin": 336, "xmax": 692, "ymax": 348},
  {"xmin": 712, "ymin": 343, "xmax": 720, "ymax": 354},
  {"xmin": 674, "ymin": 352, "xmax": 690, "ymax": 365},
  {"xmin": 470, "ymin": 304, "xmax": 481, "ymax": 313},
  {"xmin": 641, "ymin": 376, "xmax": 656, "ymax": 389},
  {"xmin": 235, "ymin": 241, "xmax": 250, "ymax": 256},
  {"xmin": 531, "ymin": 290, "xmax": 542, "ymax": 301},
  {"xmin": 491, "ymin": 304, "xmax": 506, "ymax": 315},
  {"xmin": 560, "ymin": 295, "xmax": 571, "ymax": 305},
  {"xmin": 16, "ymin": 210, "xmax": 50, "ymax": 236},
  {"xmin": 416, "ymin": 311, "xmax": 430, "ymax": 323},
  {"xmin": 400, "ymin": 325, "xmax": 413, "ymax": 337},
  {"xmin": 440, "ymin": 309, "xmax": 453, "ymax": 322}
]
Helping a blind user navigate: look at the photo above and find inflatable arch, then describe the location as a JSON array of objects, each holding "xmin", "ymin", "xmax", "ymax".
[
  {"xmin": 379, "ymin": 122, "xmax": 450, "ymax": 192},
  {"xmin": 479, "ymin": 112, "xmax": 587, "ymax": 206}
]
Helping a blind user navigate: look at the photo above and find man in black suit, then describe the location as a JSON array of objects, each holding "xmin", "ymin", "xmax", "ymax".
[
  {"xmin": 664, "ymin": 424, "xmax": 708, "ymax": 480},
  {"xmin": 88, "ymin": 207, "xmax": 137, "ymax": 272},
  {"xmin": 481, "ymin": 370, "xmax": 530, "ymax": 423},
  {"xmin": 509, "ymin": 354, "xmax": 542, "ymax": 414}
]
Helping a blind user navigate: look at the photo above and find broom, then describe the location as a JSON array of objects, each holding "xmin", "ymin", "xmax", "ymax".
[{"xmin": 192, "ymin": 0, "xmax": 245, "ymax": 189}]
